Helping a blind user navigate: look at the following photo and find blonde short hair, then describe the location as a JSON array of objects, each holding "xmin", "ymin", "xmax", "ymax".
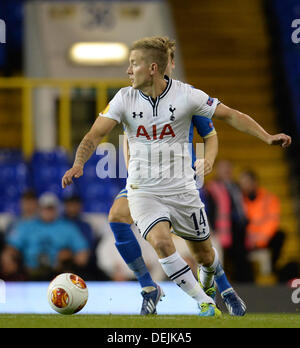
[
  {"xmin": 131, "ymin": 36, "xmax": 175, "ymax": 75},
  {"xmin": 159, "ymin": 36, "xmax": 176, "ymax": 60}
]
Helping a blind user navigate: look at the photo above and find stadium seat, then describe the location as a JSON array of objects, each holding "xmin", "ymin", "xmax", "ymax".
[
  {"xmin": 30, "ymin": 148, "xmax": 70, "ymax": 199},
  {"xmin": 73, "ymin": 151, "xmax": 125, "ymax": 213},
  {"xmin": 0, "ymin": 150, "xmax": 30, "ymax": 214},
  {"xmin": 31, "ymin": 148, "xmax": 69, "ymax": 166},
  {"xmin": 0, "ymin": 147, "xmax": 125, "ymax": 214},
  {"xmin": 0, "ymin": 149, "xmax": 23, "ymax": 164}
]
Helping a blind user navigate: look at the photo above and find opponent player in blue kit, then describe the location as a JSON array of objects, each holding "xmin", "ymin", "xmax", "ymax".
[{"xmin": 107, "ymin": 38, "xmax": 245, "ymax": 316}]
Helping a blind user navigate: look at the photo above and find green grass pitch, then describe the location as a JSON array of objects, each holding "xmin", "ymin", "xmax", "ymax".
[{"xmin": 0, "ymin": 314, "xmax": 299, "ymax": 328}]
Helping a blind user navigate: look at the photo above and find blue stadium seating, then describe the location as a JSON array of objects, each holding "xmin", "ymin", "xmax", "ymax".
[
  {"xmin": 30, "ymin": 148, "xmax": 71, "ymax": 199},
  {"xmin": 74, "ymin": 151, "xmax": 126, "ymax": 213},
  {"xmin": 0, "ymin": 148, "xmax": 126, "ymax": 215},
  {"xmin": 0, "ymin": 150, "xmax": 29, "ymax": 214}
]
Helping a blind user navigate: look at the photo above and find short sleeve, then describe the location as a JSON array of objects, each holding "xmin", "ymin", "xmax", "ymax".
[
  {"xmin": 99, "ymin": 90, "xmax": 124, "ymax": 124},
  {"xmin": 188, "ymin": 86, "xmax": 219, "ymax": 119},
  {"xmin": 192, "ymin": 115, "xmax": 216, "ymax": 138}
]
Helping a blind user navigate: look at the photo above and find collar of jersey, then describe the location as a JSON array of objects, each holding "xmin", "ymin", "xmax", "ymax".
[{"xmin": 138, "ymin": 75, "xmax": 172, "ymax": 105}]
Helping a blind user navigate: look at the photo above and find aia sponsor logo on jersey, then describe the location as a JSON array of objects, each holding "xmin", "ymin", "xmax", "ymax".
[{"xmin": 136, "ymin": 124, "xmax": 175, "ymax": 140}]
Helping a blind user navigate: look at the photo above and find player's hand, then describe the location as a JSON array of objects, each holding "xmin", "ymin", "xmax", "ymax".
[
  {"xmin": 204, "ymin": 159, "xmax": 214, "ymax": 176},
  {"xmin": 194, "ymin": 159, "xmax": 213, "ymax": 176},
  {"xmin": 62, "ymin": 165, "xmax": 83, "ymax": 189},
  {"xmin": 267, "ymin": 133, "xmax": 292, "ymax": 148}
]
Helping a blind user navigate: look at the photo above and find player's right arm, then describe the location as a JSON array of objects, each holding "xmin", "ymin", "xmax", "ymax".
[{"xmin": 62, "ymin": 116, "xmax": 118, "ymax": 188}]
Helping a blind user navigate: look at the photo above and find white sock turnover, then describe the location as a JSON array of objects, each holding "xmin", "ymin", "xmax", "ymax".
[
  {"xmin": 199, "ymin": 247, "xmax": 219, "ymax": 289},
  {"xmin": 159, "ymin": 251, "xmax": 214, "ymax": 305}
]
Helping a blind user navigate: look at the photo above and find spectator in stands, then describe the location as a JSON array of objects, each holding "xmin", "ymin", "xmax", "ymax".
[
  {"xmin": 6, "ymin": 190, "xmax": 39, "ymax": 236},
  {"xmin": 63, "ymin": 195, "xmax": 95, "ymax": 251},
  {"xmin": 19, "ymin": 190, "xmax": 39, "ymax": 220},
  {"xmin": 1, "ymin": 192, "xmax": 90, "ymax": 280},
  {"xmin": 203, "ymin": 160, "xmax": 253, "ymax": 282},
  {"xmin": 63, "ymin": 195, "xmax": 108, "ymax": 280},
  {"xmin": 239, "ymin": 170, "xmax": 285, "ymax": 279}
]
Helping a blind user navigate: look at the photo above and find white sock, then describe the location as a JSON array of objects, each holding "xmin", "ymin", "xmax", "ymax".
[
  {"xmin": 159, "ymin": 251, "xmax": 214, "ymax": 305},
  {"xmin": 199, "ymin": 247, "xmax": 219, "ymax": 289}
]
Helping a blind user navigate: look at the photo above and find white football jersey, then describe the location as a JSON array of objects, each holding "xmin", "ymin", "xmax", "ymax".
[{"xmin": 100, "ymin": 77, "xmax": 219, "ymax": 195}]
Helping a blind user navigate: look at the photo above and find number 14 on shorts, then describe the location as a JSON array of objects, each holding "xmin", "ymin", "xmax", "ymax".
[{"xmin": 190, "ymin": 209, "xmax": 207, "ymax": 236}]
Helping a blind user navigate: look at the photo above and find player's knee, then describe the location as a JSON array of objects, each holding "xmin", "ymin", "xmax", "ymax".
[
  {"xmin": 149, "ymin": 237, "xmax": 175, "ymax": 259},
  {"xmin": 108, "ymin": 206, "xmax": 131, "ymax": 224},
  {"xmin": 199, "ymin": 248, "xmax": 215, "ymax": 267},
  {"xmin": 190, "ymin": 243, "xmax": 215, "ymax": 266},
  {"xmin": 108, "ymin": 206, "xmax": 121, "ymax": 223}
]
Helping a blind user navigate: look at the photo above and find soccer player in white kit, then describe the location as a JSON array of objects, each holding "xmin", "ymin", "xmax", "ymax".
[
  {"xmin": 62, "ymin": 36, "xmax": 291, "ymax": 317},
  {"xmin": 109, "ymin": 38, "xmax": 226, "ymax": 316}
]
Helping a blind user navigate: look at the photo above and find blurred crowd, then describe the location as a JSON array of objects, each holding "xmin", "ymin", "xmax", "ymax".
[
  {"xmin": 201, "ymin": 160, "xmax": 288, "ymax": 284},
  {"xmin": 0, "ymin": 191, "xmax": 109, "ymax": 281},
  {"xmin": 0, "ymin": 159, "xmax": 297, "ymax": 284}
]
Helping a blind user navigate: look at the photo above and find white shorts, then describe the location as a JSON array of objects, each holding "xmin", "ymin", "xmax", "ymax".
[{"xmin": 128, "ymin": 190, "xmax": 210, "ymax": 242}]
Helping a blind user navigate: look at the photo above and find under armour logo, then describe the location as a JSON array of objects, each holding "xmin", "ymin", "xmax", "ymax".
[
  {"xmin": 197, "ymin": 229, "xmax": 206, "ymax": 236},
  {"xmin": 169, "ymin": 105, "xmax": 176, "ymax": 121},
  {"xmin": 133, "ymin": 112, "xmax": 143, "ymax": 119}
]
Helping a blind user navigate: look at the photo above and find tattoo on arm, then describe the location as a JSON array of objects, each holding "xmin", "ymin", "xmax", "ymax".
[{"xmin": 73, "ymin": 136, "xmax": 96, "ymax": 167}]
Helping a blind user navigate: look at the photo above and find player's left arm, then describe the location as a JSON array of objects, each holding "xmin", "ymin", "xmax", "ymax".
[
  {"xmin": 213, "ymin": 103, "xmax": 292, "ymax": 148},
  {"xmin": 194, "ymin": 133, "xmax": 218, "ymax": 177},
  {"xmin": 192, "ymin": 115, "xmax": 218, "ymax": 176},
  {"xmin": 203, "ymin": 133, "xmax": 218, "ymax": 175}
]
